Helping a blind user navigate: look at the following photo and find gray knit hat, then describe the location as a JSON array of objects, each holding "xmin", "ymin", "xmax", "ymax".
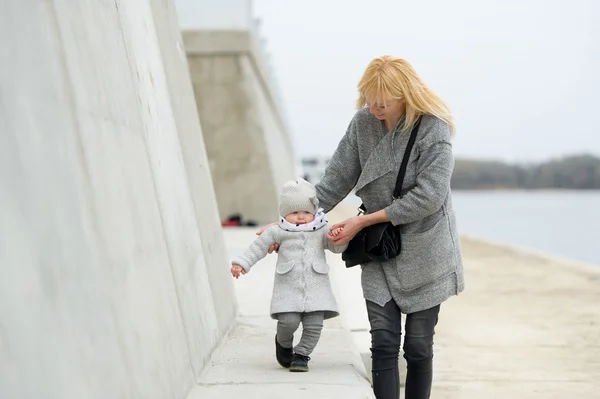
[{"xmin": 279, "ymin": 177, "xmax": 319, "ymax": 216}]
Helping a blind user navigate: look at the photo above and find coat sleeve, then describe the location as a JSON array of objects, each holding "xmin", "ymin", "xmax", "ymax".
[
  {"xmin": 384, "ymin": 118, "xmax": 454, "ymax": 225},
  {"xmin": 322, "ymin": 227, "xmax": 348, "ymax": 253},
  {"xmin": 231, "ymin": 225, "xmax": 280, "ymax": 273},
  {"xmin": 315, "ymin": 116, "xmax": 361, "ymax": 213}
]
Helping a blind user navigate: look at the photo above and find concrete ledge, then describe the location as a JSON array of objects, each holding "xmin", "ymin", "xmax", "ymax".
[
  {"xmin": 187, "ymin": 228, "xmax": 375, "ymax": 399},
  {"xmin": 181, "ymin": 29, "xmax": 292, "ymax": 151},
  {"xmin": 181, "ymin": 29, "xmax": 296, "ymax": 224},
  {"xmin": 182, "ymin": 30, "xmax": 251, "ymax": 54}
]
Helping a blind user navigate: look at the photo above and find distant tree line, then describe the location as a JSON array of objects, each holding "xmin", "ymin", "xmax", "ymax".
[{"xmin": 451, "ymin": 154, "xmax": 600, "ymax": 190}]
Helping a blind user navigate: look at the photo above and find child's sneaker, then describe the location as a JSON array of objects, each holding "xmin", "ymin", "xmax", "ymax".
[
  {"xmin": 289, "ymin": 353, "xmax": 310, "ymax": 372},
  {"xmin": 275, "ymin": 335, "xmax": 293, "ymax": 368}
]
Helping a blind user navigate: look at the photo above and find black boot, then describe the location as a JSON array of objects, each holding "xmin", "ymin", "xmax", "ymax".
[
  {"xmin": 275, "ymin": 335, "xmax": 293, "ymax": 368},
  {"xmin": 289, "ymin": 353, "xmax": 310, "ymax": 372}
]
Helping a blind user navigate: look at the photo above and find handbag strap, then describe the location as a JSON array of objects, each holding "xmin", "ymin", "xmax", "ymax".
[
  {"xmin": 393, "ymin": 117, "xmax": 422, "ymax": 199},
  {"xmin": 358, "ymin": 116, "xmax": 422, "ymax": 214}
]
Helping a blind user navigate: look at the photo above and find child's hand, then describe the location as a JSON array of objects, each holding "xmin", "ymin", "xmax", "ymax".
[
  {"xmin": 231, "ymin": 264, "xmax": 246, "ymax": 279},
  {"xmin": 327, "ymin": 227, "xmax": 344, "ymax": 238}
]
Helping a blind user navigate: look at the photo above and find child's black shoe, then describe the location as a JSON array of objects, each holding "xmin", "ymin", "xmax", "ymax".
[
  {"xmin": 275, "ymin": 335, "xmax": 293, "ymax": 368},
  {"xmin": 289, "ymin": 353, "xmax": 310, "ymax": 372}
]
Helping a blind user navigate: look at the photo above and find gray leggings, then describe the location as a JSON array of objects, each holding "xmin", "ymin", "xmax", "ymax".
[{"xmin": 276, "ymin": 311, "xmax": 325, "ymax": 356}]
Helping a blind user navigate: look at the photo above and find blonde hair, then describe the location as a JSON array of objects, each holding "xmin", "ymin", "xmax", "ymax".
[{"xmin": 356, "ymin": 56, "xmax": 455, "ymax": 134}]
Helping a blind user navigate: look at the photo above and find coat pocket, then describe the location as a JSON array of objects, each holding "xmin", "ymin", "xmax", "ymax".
[
  {"xmin": 395, "ymin": 215, "xmax": 457, "ymax": 291},
  {"xmin": 276, "ymin": 260, "xmax": 295, "ymax": 274},
  {"xmin": 311, "ymin": 262, "xmax": 330, "ymax": 274}
]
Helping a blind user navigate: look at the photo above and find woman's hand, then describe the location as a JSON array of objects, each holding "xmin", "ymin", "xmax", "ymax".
[
  {"xmin": 327, "ymin": 216, "xmax": 364, "ymax": 246},
  {"xmin": 328, "ymin": 209, "xmax": 389, "ymax": 245},
  {"xmin": 256, "ymin": 222, "xmax": 279, "ymax": 253}
]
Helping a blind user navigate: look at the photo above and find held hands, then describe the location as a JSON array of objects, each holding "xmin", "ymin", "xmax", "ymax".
[
  {"xmin": 257, "ymin": 219, "xmax": 361, "ymax": 249},
  {"xmin": 327, "ymin": 216, "xmax": 364, "ymax": 246},
  {"xmin": 326, "ymin": 227, "xmax": 344, "ymax": 238},
  {"xmin": 230, "ymin": 264, "xmax": 246, "ymax": 279}
]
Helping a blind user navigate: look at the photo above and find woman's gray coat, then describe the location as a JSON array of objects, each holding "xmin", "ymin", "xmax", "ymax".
[{"xmin": 316, "ymin": 108, "xmax": 465, "ymax": 314}]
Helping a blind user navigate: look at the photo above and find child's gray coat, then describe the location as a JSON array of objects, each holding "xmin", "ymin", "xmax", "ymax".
[{"xmin": 232, "ymin": 225, "xmax": 347, "ymax": 320}]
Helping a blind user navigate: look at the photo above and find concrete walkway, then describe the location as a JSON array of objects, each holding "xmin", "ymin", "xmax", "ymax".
[
  {"xmin": 191, "ymin": 204, "xmax": 600, "ymax": 398},
  {"xmin": 187, "ymin": 227, "xmax": 375, "ymax": 399}
]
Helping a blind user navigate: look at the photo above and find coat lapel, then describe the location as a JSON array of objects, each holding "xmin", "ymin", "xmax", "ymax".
[{"xmin": 354, "ymin": 132, "xmax": 395, "ymax": 194}]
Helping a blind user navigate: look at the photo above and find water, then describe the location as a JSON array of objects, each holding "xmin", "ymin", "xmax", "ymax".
[{"xmin": 344, "ymin": 190, "xmax": 600, "ymax": 266}]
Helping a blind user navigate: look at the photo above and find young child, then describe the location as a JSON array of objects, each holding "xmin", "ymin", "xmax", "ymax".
[{"xmin": 230, "ymin": 177, "xmax": 347, "ymax": 372}]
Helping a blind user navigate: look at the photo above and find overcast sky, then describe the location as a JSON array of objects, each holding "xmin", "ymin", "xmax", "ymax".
[{"xmin": 253, "ymin": 0, "xmax": 600, "ymax": 162}]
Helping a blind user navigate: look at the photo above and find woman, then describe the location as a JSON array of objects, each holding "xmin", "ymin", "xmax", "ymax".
[{"xmin": 265, "ymin": 55, "xmax": 464, "ymax": 399}]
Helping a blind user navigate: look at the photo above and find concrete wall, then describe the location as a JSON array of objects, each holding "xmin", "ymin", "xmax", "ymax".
[
  {"xmin": 0, "ymin": 1, "xmax": 235, "ymax": 398},
  {"xmin": 182, "ymin": 30, "xmax": 297, "ymax": 224}
]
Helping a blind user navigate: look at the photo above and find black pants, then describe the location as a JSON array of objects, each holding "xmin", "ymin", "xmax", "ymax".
[{"xmin": 366, "ymin": 300, "xmax": 440, "ymax": 399}]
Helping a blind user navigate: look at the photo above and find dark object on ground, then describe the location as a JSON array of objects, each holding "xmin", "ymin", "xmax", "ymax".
[{"xmin": 221, "ymin": 213, "xmax": 258, "ymax": 227}]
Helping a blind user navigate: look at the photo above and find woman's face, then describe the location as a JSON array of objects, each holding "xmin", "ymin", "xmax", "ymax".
[{"xmin": 368, "ymin": 100, "xmax": 405, "ymax": 121}]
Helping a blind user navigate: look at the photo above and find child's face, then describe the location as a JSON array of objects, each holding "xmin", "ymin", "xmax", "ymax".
[{"xmin": 284, "ymin": 211, "xmax": 315, "ymax": 225}]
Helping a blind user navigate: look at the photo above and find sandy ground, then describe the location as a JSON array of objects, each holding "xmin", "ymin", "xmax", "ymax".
[{"xmin": 326, "ymin": 204, "xmax": 600, "ymax": 398}]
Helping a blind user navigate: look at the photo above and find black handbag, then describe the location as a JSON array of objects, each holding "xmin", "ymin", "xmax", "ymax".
[{"xmin": 342, "ymin": 117, "xmax": 422, "ymax": 268}]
